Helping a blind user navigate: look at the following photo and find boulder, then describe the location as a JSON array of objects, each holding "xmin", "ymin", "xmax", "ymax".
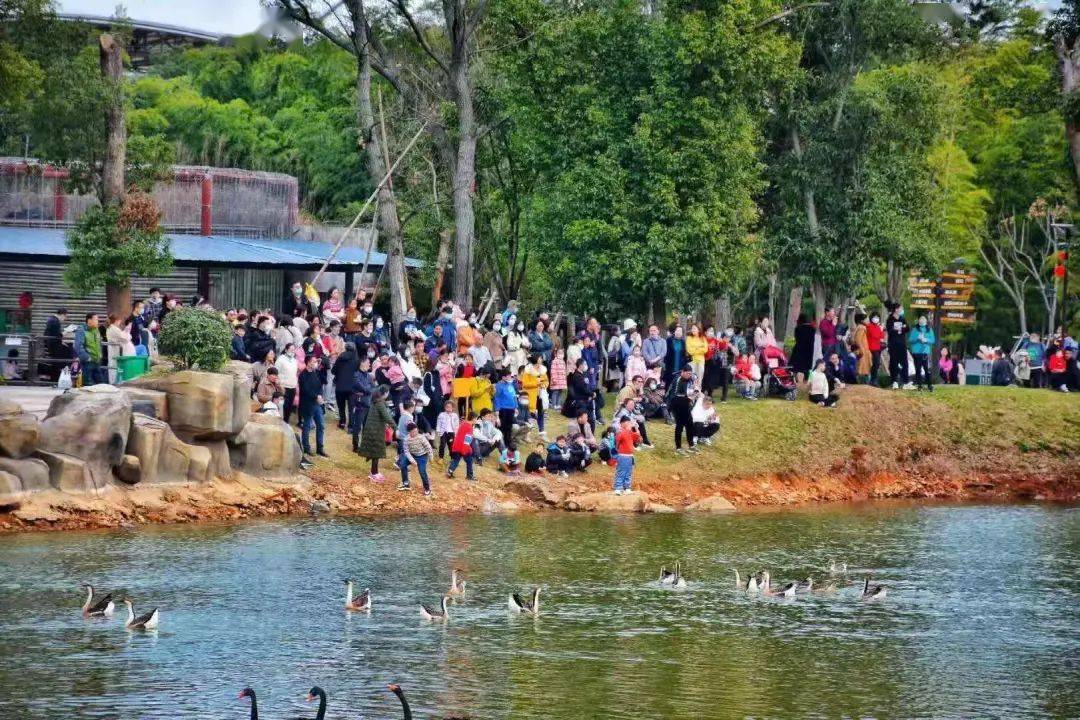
[
  {"xmin": 40, "ymin": 387, "xmax": 131, "ymax": 488},
  {"xmin": 127, "ymin": 414, "xmax": 213, "ymax": 485},
  {"xmin": 686, "ymin": 494, "xmax": 736, "ymax": 513},
  {"xmin": 117, "ymin": 455, "xmax": 142, "ymax": 485},
  {"xmin": 646, "ymin": 502, "xmax": 677, "ymax": 513},
  {"xmin": 127, "ymin": 365, "xmax": 251, "ymax": 440},
  {"xmin": 227, "ymin": 413, "xmax": 301, "ymax": 478},
  {"xmin": 563, "ymin": 490, "xmax": 649, "ymax": 513},
  {"xmin": 34, "ymin": 450, "xmax": 94, "ymax": 492},
  {"xmin": 0, "ymin": 456, "xmax": 50, "ymax": 494},
  {"xmin": 502, "ymin": 478, "xmax": 564, "ymax": 506},
  {"xmin": 121, "ymin": 387, "xmax": 168, "ymax": 421},
  {"xmin": 0, "ymin": 470, "xmax": 21, "ymax": 504},
  {"xmin": 193, "ymin": 438, "xmax": 232, "ymax": 480},
  {"xmin": 0, "ymin": 399, "xmax": 40, "ymax": 459}
]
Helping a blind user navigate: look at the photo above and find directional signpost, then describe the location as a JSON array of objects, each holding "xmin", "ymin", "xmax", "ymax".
[{"xmin": 908, "ymin": 270, "xmax": 977, "ymax": 325}]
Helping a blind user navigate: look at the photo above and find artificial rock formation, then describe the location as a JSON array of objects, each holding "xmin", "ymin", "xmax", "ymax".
[
  {"xmin": 228, "ymin": 413, "xmax": 301, "ymax": 479},
  {"xmin": 38, "ymin": 385, "xmax": 132, "ymax": 491},
  {"xmin": 127, "ymin": 362, "xmax": 252, "ymax": 440},
  {"xmin": 0, "ymin": 399, "xmax": 40, "ymax": 459},
  {"xmin": 126, "ymin": 414, "xmax": 212, "ymax": 486}
]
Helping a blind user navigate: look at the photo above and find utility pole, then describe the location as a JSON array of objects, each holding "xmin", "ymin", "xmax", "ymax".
[
  {"xmin": 1052, "ymin": 222, "xmax": 1073, "ymax": 337},
  {"xmin": 932, "ymin": 278, "xmax": 944, "ymax": 362}
]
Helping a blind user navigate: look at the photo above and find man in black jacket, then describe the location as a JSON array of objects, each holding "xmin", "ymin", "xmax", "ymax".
[
  {"xmin": 332, "ymin": 342, "xmax": 360, "ymax": 430},
  {"xmin": 350, "ymin": 356, "xmax": 374, "ymax": 452},
  {"xmin": 298, "ymin": 356, "xmax": 328, "ymax": 458},
  {"xmin": 667, "ymin": 364, "xmax": 697, "ymax": 454},
  {"xmin": 43, "ymin": 308, "xmax": 71, "ymax": 379},
  {"xmin": 885, "ymin": 303, "xmax": 912, "ymax": 389}
]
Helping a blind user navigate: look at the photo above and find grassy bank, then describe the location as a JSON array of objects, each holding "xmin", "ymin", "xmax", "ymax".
[{"xmin": 3, "ymin": 385, "xmax": 1077, "ymax": 533}]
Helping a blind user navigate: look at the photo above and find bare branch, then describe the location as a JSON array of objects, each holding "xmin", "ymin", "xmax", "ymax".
[
  {"xmin": 756, "ymin": 1, "xmax": 831, "ymax": 29},
  {"xmin": 390, "ymin": 0, "xmax": 451, "ymax": 75}
]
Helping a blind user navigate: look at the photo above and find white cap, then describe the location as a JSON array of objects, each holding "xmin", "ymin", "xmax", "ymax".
[{"xmin": 623, "ymin": 318, "xmax": 637, "ymax": 332}]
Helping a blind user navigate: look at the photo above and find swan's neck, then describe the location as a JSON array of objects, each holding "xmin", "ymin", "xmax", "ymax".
[
  {"xmin": 315, "ymin": 693, "xmax": 326, "ymax": 720},
  {"xmin": 395, "ymin": 690, "xmax": 412, "ymax": 720},
  {"xmin": 346, "ymin": 582, "xmax": 353, "ymax": 605},
  {"xmin": 532, "ymin": 588, "xmax": 540, "ymax": 612},
  {"xmin": 83, "ymin": 587, "xmax": 93, "ymax": 611},
  {"xmin": 441, "ymin": 598, "xmax": 449, "ymax": 616},
  {"xmin": 249, "ymin": 694, "xmax": 258, "ymax": 720},
  {"xmin": 125, "ymin": 603, "xmax": 134, "ymax": 624}
]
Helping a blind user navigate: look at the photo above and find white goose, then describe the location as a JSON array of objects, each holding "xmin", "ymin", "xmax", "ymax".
[
  {"xmin": 420, "ymin": 596, "xmax": 450, "ymax": 621},
  {"xmin": 761, "ymin": 571, "xmax": 796, "ymax": 598},
  {"xmin": 734, "ymin": 569, "xmax": 760, "ymax": 593},
  {"xmin": 658, "ymin": 566, "xmax": 676, "ymax": 585},
  {"xmin": 122, "ymin": 598, "xmax": 159, "ymax": 630},
  {"xmin": 80, "ymin": 584, "xmax": 114, "ymax": 617},
  {"xmin": 508, "ymin": 587, "xmax": 541, "ymax": 615},
  {"xmin": 344, "ymin": 580, "xmax": 371, "ymax": 612},
  {"xmin": 672, "ymin": 561, "xmax": 688, "ymax": 589},
  {"xmin": 448, "ymin": 569, "xmax": 467, "ymax": 597}
]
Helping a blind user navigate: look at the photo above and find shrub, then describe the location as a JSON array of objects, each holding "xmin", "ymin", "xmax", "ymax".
[{"xmin": 158, "ymin": 307, "xmax": 232, "ymax": 371}]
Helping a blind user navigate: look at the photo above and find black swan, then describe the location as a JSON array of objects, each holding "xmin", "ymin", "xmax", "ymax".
[{"xmin": 238, "ymin": 688, "xmax": 258, "ymax": 720}]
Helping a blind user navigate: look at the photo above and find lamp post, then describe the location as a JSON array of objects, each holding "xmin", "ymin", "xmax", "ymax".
[{"xmin": 1051, "ymin": 222, "xmax": 1073, "ymax": 337}]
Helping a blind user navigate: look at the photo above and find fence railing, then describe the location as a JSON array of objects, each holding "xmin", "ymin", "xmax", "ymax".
[{"xmin": 0, "ymin": 333, "xmax": 154, "ymax": 387}]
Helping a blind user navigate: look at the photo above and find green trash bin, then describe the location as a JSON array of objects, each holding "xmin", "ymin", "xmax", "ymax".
[{"xmin": 116, "ymin": 355, "xmax": 150, "ymax": 382}]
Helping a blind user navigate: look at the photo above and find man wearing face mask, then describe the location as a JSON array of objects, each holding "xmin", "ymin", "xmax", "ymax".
[
  {"xmin": 866, "ymin": 312, "xmax": 885, "ymax": 385},
  {"xmin": 907, "ymin": 314, "xmax": 936, "ymax": 392},
  {"xmin": 885, "ymin": 302, "xmax": 913, "ymax": 389},
  {"xmin": 284, "ymin": 281, "xmax": 314, "ymax": 318},
  {"xmin": 483, "ymin": 320, "xmax": 507, "ymax": 369},
  {"xmin": 434, "ymin": 305, "xmax": 457, "ymax": 350}
]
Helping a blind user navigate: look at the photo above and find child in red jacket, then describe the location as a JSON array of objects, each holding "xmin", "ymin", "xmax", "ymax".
[{"xmin": 447, "ymin": 412, "xmax": 477, "ymax": 480}]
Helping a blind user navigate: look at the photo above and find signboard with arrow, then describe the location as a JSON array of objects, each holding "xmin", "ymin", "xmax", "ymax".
[{"xmin": 908, "ymin": 270, "xmax": 977, "ymax": 325}]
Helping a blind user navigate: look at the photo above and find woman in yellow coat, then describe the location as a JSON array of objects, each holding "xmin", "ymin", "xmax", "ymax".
[
  {"xmin": 685, "ymin": 324, "xmax": 709, "ymax": 389},
  {"xmin": 852, "ymin": 312, "xmax": 872, "ymax": 384},
  {"xmin": 521, "ymin": 354, "xmax": 549, "ymax": 434},
  {"xmin": 470, "ymin": 374, "xmax": 494, "ymax": 414}
]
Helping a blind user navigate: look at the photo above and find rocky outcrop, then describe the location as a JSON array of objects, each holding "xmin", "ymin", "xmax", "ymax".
[
  {"xmin": 0, "ymin": 471, "xmax": 21, "ymax": 505},
  {"xmin": 686, "ymin": 494, "xmax": 736, "ymax": 512},
  {"xmin": 121, "ymin": 387, "xmax": 168, "ymax": 421},
  {"xmin": 502, "ymin": 478, "xmax": 566, "ymax": 506},
  {"xmin": 0, "ymin": 399, "xmax": 40, "ymax": 459},
  {"xmin": 0, "ymin": 457, "xmax": 50, "ymax": 494},
  {"xmin": 126, "ymin": 414, "xmax": 212, "ymax": 486},
  {"xmin": 563, "ymin": 490, "xmax": 650, "ymax": 513},
  {"xmin": 39, "ymin": 386, "xmax": 131, "ymax": 491},
  {"xmin": 227, "ymin": 413, "xmax": 301, "ymax": 479},
  {"xmin": 34, "ymin": 450, "xmax": 94, "ymax": 492},
  {"xmin": 127, "ymin": 363, "xmax": 251, "ymax": 440}
]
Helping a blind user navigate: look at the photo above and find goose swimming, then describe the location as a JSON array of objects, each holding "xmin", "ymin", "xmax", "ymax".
[
  {"xmin": 672, "ymin": 560, "xmax": 688, "ymax": 589},
  {"xmin": 305, "ymin": 686, "xmax": 327, "ymax": 720},
  {"xmin": 81, "ymin": 584, "xmax": 114, "ymax": 617},
  {"xmin": 861, "ymin": 575, "xmax": 887, "ymax": 600},
  {"xmin": 508, "ymin": 587, "xmax": 541, "ymax": 614},
  {"xmin": 659, "ymin": 565, "xmax": 676, "ymax": 585},
  {"xmin": 344, "ymin": 580, "xmax": 371, "ymax": 612},
  {"xmin": 388, "ymin": 684, "xmax": 413, "ymax": 720},
  {"xmin": 796, "ymin": 577, "xmax": 814, "ymax": 594},
  {"xmin": 812, "ymin": 580, "xmax": 838, "ymax": 595},
  {"xmin": 238, "ymin": 688, "xmax": 259, "ymax": 720},
  {"xmin": 420, "ymin": 596, "xmax": 450, "ymax": 621},
  {"xmin": 448, "ymin": 569, "xmax": 467, "ymax": 596},
  {"xmin": 828, "ymin": 559, "xmax": 848, "ymax": 575},
  {"xmin": 760, "ymin": 571, "xmax": 795, "ymax": 597},
  {"xmin": 122, "ymin": 597, "xmax": 159, "ymax": 630}
]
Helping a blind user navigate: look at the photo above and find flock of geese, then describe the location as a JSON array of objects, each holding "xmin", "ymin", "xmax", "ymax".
[
  {"xmin": 237, "ymin": 684, "xmax": 443, "ymax": 720},
  {"xmin": 77, "ymin": 559, "xmax": 883, "ymax": 718},
  {"xmin": 80, "ymin": 584, "xmax": 159, "ymax": 629}
]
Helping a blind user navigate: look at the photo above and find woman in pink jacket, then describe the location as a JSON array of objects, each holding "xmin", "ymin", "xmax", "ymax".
[
  {"xmin": 624, "ymin": 344, "xmax": 647, "ymax": 388},
  {"xmin": 548, "ymin": 347, "xmax": 568, "ymax": 411}
]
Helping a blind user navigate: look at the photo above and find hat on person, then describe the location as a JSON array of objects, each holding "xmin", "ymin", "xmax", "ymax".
[{"xmin": 623, "ymin": 318, "xmax": 637, "ymax": 332}]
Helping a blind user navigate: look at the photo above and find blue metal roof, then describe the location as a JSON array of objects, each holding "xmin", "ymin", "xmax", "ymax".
[{"xmin": 0, "ymin": 227, "xmax": 421, "ymax": 269}]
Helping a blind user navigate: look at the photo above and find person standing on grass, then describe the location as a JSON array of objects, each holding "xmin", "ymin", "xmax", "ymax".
[
  {"xmin": 866, "ymin": 312, "xmax": 885, "ymax": 384},
  {"xmin": 852, "ymin": 313, "xmax": 872, "ymax": 385},
  {"xmin": 275, "ymin": 344, "xmax": 299, "ymax": 426},
  {"xmin": 402, "ymin": 422, "xmax": 434, "ymax": 496},
  {"xmin": 686, "ymin": 324, "xmax": 708, "ymax": 390},
  {"xmin": 435, "ymin": 399, "xmax": 460, "ymax": 460},
  {"xmin": 907, "ymin": 314, "xmax": 935, "ymax": 392},
  {"xmin": 298, "ymin": 356, "xmax": 328, "ymax": 458},
  {"xmin": 667, "ymin": 364, "xmax": 698, "ymax": 454},
  {"xmin": 494, "ymin": 369, "xmax": 519, "ymax": 449},
  {"xmin": 447, "ymin": 412, "xmax": 477, "ymax": 481},
  {"xmin": 819, "ymin": 307, "xmax": 838, "ymax": 359},
  {"xmin": 886, "ymin": 303, "xmax": 912, "ymax": 389},
  {"xmin": 350, "ymin": 356, "xmax": 374, "ymax": 453},
  {"xmin": 332, "ymin": 341, "xmax": 359, "ymax": 430},
  {"xmin": 612, "ymin": 416, "xmax": 642, "ymax": 496},
  {"xmin": 642, "ymin": 324, "xmax": 667, "ymax": 382},
  {"xmin": 358, "ymin": 386, "xmax": 395, "ymax": 482},
  {"xmin": 549, "ymin": 348, "xmax": 568, "ymax": 411},
  {"xmin": 791, "ymin": 313, "xmax": 815, "ymax": 383}
]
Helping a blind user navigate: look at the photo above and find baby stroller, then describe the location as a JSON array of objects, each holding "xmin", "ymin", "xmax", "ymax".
[{"xmin": 761, "ymin": 345, "xmax": 798, "ymax": 401}]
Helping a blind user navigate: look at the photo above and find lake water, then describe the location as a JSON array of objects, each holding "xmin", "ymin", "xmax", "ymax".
[{"xmin": 0, "ymin": 503, "xmax": 1077, "ymax": 719}]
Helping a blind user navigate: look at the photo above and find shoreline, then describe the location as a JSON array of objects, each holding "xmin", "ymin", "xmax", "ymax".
[{"xmin": 1, "ymin": 464, "xmax": 1076, "ymax": 535}]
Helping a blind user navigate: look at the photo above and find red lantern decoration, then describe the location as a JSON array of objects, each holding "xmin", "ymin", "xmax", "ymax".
[{"xmin": 1054, "ymin": 264, "xmax": 1066, "ymax": 278}]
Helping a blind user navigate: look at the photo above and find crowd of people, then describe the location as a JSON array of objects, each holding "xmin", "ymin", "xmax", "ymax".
[{"xmin": 37, "ymin": 280, "xmax": 1079, "ymax": 495}]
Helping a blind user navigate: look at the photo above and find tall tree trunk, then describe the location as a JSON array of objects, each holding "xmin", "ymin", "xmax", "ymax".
[
  {"xmin": 1055, "ymin": 37, "xmax": 1080, "ymax": 189},
  {"xmin": 431, "ymin": 229, "xmax": 453, "ymax": 307},
  {"xmin": 449, "ymin": 46, "xmax": 478, "ymax": 310},
  {"xmin": 783, "ymin": 285, "xmax": 803, "ymax": 341},
  {"xmin": 811, "ymin": 282, "xmax": 827, "ymax": 320},
  {"xmin": 714, "ymin": 294, "xmax": 731, "ymax": 330},
  {"xmin": 767, "ymin": 273, "xmax": 778, "ymax": 328},
  {"xmin": 350, "ymin": 2, "xmax": 407, "ymax": 326},
  {"xmin": 99, "ymin": 33, "xmax": 129, "ymax": 320}
]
